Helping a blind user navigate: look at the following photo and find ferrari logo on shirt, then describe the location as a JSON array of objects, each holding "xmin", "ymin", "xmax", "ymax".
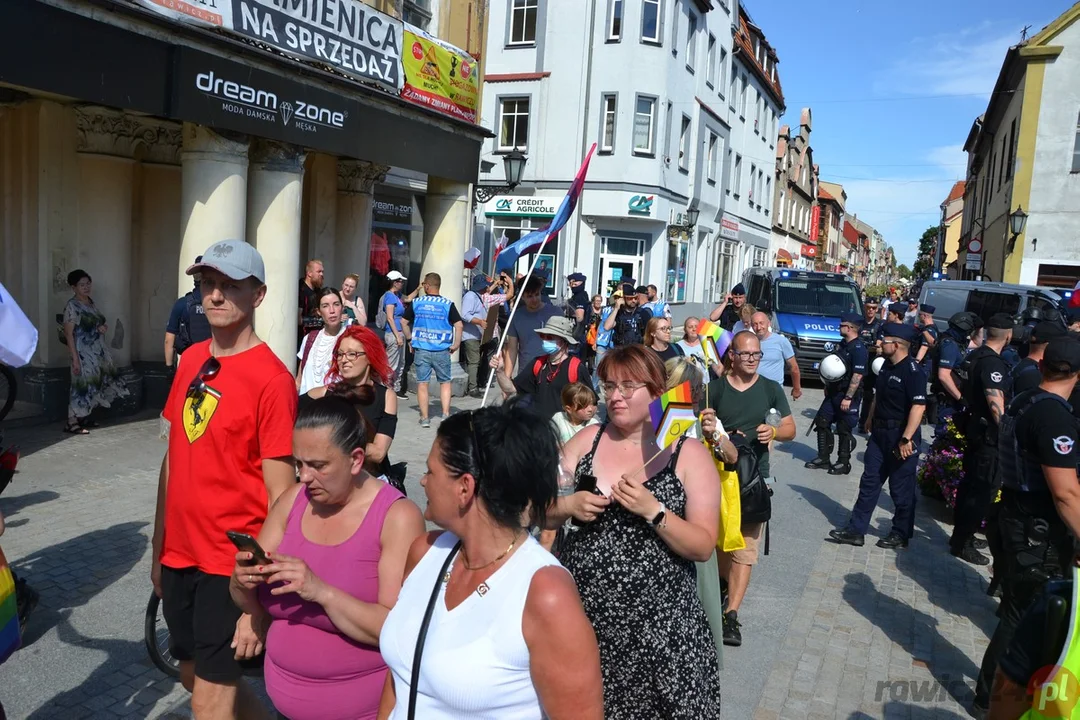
[
  {"xmin": 183, "ymin": 387, "xmax": 222, "ymax": 443},
  {"xmin": 1053, "ymin": 436, "xmax": 1076, "ymax": 456}
]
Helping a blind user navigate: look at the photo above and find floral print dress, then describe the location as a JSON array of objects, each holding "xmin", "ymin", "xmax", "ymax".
[{"xmin": 64, "ymin": 297, "xmax": 128, "ymax": 420}]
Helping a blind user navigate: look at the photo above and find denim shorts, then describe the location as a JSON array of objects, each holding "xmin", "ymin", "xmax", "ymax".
[{"xmin": 413, "ymin": 348, "xmax": 451, "ymax": 383}]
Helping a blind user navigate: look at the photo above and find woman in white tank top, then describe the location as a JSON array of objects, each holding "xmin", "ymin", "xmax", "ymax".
[{"xmin": 378, "ymin": 404, "xmax": 603, "ymax": 720}]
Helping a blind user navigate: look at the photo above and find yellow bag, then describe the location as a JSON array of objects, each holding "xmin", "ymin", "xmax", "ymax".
[{"xmin": 714, "ymin": 454, "xmax": 745, "ymax": 553}]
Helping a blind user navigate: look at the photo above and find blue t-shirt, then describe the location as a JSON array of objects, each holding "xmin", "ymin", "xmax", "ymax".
[
  {"xmin": 758, "ymin": 332, "xmax": 795, "ymax": 385},
  {"xmin": 461, "ymin": 290, "xmax": 486, "ymax": 342},
  {"xmin": 381, "ymin": 291, "xmax": 405, "ymax": 333}
]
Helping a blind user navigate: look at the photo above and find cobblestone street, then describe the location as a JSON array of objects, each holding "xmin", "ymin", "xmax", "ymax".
[{"xmin": 0, "ymin": 392, "xmax": 997, "ymax": 719}]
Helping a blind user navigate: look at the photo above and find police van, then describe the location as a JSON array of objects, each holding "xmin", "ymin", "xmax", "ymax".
[
  {"xmin": 917, "ymin": 280, "xmax": 1065, "ymax": 330},
  {"xmin": 742, "ymin": 267, "xmax": 863, "ymax": 375}
]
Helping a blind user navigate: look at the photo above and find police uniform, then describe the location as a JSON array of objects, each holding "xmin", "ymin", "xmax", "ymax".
[
  {"xmin": 1011, "ymin": 322, "xmax": 1067, "ymax": 395},
  {"xmin": 911, "ymin": 304, "xmax": 938, "ymax": 378},
  {"xmin": 927, "ymin": 312, "xmax": 976, "ymax": 435},
  {"xmin": 949, "ymin": 313, "xmax": 1014, "ymax": 564},
  {"xmin": 858, "ymin": 305, "xmax": 884, "ymax": 430},
  {"xmin": 972, "ymin": 336, "xmax": 1080, "ymax": 711},
  {"xmin": 828, "ymin": 323, "xmax": 926, "ymax": 549},
  {"xmin": 806, "ymin": 313, "xmax": 868, "ymax": 475}
]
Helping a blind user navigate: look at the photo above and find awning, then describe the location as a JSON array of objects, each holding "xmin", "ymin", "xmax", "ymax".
[{"xmin": 776, "ymin": 248, "xmax": 793, "ymax": 265}]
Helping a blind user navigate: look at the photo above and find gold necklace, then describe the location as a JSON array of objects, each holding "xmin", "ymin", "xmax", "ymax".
[{"xmin": 461, "ymin": 533, "xmax": 521, "ymax": 571}]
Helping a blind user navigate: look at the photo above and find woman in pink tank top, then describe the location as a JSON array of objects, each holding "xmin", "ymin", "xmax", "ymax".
[{"xmin": 230, "ymin": 395, "xmax": 425, "ymax": 720}]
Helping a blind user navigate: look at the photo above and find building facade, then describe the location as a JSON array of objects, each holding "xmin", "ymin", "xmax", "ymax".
[
  {"xmin": 960, "ymin": 4, "xmax": 1080, "ymax": 288},
  {"xmin": 816, "ymin": 181, "xmax": 846, "ymax": 272},
  {"xmin": 939, "ymin": 180, "xmax": 965, "ymax": 278},
  {"xmin": 771, "ymin": 108, "xmax": 819, "ymax": 270},
  {"xmin": 473, "ymin": 0, "xmax": 786, "ymax": 321},
  {"xmin": 1, "ymin": 0, "xmax": 488, "ymax": 417}
]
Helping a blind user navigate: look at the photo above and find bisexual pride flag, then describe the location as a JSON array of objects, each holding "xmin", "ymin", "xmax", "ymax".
[
  {"xmin": 495, "ymin": 144, "xmax": 597, "ymax": 274},
  {"xmin": 649, "ymin": 381, "xmax": 698, "ymax": 449}
]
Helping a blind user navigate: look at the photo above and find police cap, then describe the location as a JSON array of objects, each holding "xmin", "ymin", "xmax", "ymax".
[
  {"xmin": 1031, "ymin": 321, "xmax": 1066, "ymax": 344},
  {"xmin": 864, "ymin": 296, "xmax": 880, "ymax": 305},
  {"xmin": 920, "ymin": 304, "xmax": 936, "ymax": 314},
  {"xmin": 947, "ymin": 312, "xmax": 977, "ymax": 334},
  {"xmin": 882, "ymin": 322, "xmax": 918, "ymax": 343},
  {"xmin": 731, "ymin": 283, "xmax": 746, "ymax": 295},
  {"xmin": 567, "ymin": 272, "xmax": 586, "ymax": 283},
  {"xmin": 1044, "ymin": 336, "xmax": 1080, "ymax": 373},
  {"xmin": 841, "ymin": 313, "xmax": 863, "ymax": 326},
  {"xmin": 987, "ymin": 313, "xmax": 1017, "ymax": 330}
]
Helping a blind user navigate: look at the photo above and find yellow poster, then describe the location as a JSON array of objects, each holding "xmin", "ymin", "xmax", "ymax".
[{"xmin": 401, "ymin": 25, "xmax": 479, "ymax": 123}]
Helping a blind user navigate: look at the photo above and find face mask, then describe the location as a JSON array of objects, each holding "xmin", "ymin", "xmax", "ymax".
[{"xmin": 541, "ymin": 339, "xmax": 560, "ymax": 355}]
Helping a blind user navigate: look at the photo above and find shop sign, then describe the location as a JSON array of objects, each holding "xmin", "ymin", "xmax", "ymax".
[
  {"xmin": 810, "ymin": 205, "xmax": 821, "ymax": 242},
  {"xmin": 135, "ymin": 0, "xmax": 403, "ymax": 91},
  {"xmin": 720, "ymin": 216, "xmax": 739, "ymax": 240},
  {"xmin": 373, "ymin": 197, "xmax": 413, "ymax": 223},
  {"xmin": 628, "ymin": 195, "xmax": 654, "ymax": 215},
  {"xmin": 801, "ymin": 244, "xmax": 817, "ymax": 258},
  {"xmin": 177, "ymin": 48, "xmax": 359, "ymax": 155},
  {"xmin": 401, "ymin": 24, "xmax": 478, "ymax": 123},
  {"xmin": 485, "ymin": 196, "xmax": 560, "ymax": 217}
]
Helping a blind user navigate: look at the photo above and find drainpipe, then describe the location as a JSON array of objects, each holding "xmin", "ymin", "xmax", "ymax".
[{"xmin": 571, "ymin": 0, "xmax": 598, "ymax": 279}]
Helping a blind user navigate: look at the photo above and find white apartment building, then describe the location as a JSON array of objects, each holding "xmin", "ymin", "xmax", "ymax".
[{"xmin": 473, "ymin": 0, "xmax": 783, "ymax": 320}]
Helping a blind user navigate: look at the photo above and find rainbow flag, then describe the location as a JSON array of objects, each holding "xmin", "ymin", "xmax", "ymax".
[
  {"xmin": 649, "ymin": 381, "xmax": 698, "ymax": 449},
  {"xmin": 0, "ymin": 549, "xmax": 19, "ymax": 664},
  {"xmin": 697, "ymin": 319, "xmax": 733, "ymax": 366}
]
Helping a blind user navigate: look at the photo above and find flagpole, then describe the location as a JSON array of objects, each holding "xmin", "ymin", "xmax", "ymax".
[{"xmin": 480, "ymin": 241, "xmax": 552, "ymax": 408}]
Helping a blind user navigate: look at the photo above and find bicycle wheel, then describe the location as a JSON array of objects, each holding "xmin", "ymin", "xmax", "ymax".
[
  {"xmin": 144, "ymin": 592, "xmax": 181, "ymax": 679},
  {"xmin": 0, "ymin": 365, "xmax": 15, "ymax": 423}
]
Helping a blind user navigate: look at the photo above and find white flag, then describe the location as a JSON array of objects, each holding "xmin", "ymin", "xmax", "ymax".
[{"xmin": 0, "ymin": 281, "xmax": 38, "ymax": 367}]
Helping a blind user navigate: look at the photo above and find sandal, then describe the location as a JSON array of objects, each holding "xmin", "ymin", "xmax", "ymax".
[{"xmin": 63, "ymin": 421, "xmax": 90, "ymax": 435}]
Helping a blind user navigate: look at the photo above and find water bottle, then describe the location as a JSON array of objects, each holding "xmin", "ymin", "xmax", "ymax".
[{"xmin": 765, "ymin": 408, "xmax": 782, "ymax": 428}]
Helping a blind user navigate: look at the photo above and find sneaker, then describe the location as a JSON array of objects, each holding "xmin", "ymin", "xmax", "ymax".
[
  {"xmin": 827, "ymin": 529, "xmax": 865, "ymax": 547},
  {"xmin": 419, "ymin": 417, "xmax": 430, "ymax": 429},
  {"xmin": 951, "ymin": 542, "xmax": 990, "ymax": 566},
  {"xmin": 972, "ymin": 537, "xmax": 989, "ymax": 550},
  {"xmin": 877, "ymin": 531, "xmax": 909, "ymax": 550},
  {"xmin": 722, "ymin": 610, "xmax": 742, "ymax": 647},
  {"xmin": 396, "ymin": 391, "xmax": 409, "ymax": 400}
]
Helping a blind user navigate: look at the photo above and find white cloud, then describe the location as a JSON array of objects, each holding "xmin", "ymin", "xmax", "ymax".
[
  {"xmin": 840, "ymin": 178, "xmax": 955, "ymax": 266},
  {"xmin": 877, "ymin": 25, "xmax": 1016, "ymax": 98},
  {"xmin": 925, "ymin": 144, "xmax": 967, "ymax": 172}
]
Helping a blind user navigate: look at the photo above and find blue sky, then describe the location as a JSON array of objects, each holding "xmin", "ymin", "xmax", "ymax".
[{"xmin": 744, "ymin": 0, "xmax": 1074, "ymax": 268}]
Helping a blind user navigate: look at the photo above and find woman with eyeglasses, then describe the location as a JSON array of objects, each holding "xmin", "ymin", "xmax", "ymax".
[
  {"xmin": 378, "ymin": 404, "xmax": 604, "ymax": 719},
  {"xmin": 644, "ymin": 317, "xmax": 684, "ymax": 363},
  {"xmin": 230, "ymin": 395, "xmax": 426, "ymax": 720},
  {"xmin": 548, "ymin": 345, "xmax": 722, "ymax": 718},
  {"xmin": 297, "ymin": 288, "xmax": 347, "ymax": 395},
  {"xmin": 301, "ymin": 326, "xmax": 398, "ymax": 481}
]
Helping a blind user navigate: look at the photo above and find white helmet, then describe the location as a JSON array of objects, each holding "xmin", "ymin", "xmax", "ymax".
[
  {"xmin": 819, "ymin": 353, "xmax": 848, "ymax": 383},
  {"xmin": 871, "ymin": 356, "xmax": 886, "ymax": 375}
]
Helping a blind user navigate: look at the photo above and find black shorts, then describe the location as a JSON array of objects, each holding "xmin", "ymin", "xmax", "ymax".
[{"xmin": 160, "ymin": 565, "xmax": 260, "ymax": 682}]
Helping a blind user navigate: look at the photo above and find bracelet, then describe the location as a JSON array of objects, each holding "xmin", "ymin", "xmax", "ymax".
[{"xmin": 770, "ymin": 426, "xmax": 777, "ymax": 441}]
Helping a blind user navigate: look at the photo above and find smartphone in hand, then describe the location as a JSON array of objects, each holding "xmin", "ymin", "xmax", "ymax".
[{"xmin": 226, "ymin": 531, "xmax": 271, "ymax": 566}]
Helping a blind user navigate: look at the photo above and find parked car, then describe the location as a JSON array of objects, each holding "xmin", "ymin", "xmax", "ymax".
[
  {"xmin": 917, "ymin": 280, "xmax": 1065, "ymax": 330},
  {"xmin": 743, "ymin": 267, "xmax": 863, "ymax": 376}
]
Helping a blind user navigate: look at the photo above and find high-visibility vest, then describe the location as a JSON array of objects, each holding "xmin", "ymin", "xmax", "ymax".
[{"xmin": 1021, "ymin": 567, "xmax": 1080, "ymax": 720}]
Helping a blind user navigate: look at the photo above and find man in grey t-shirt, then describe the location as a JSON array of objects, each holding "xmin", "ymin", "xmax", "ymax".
[
  {"xmin": 750, "ymin": 311, "xmax": 802, "ymax": 400},
  {"xmin": 503, "ymin": 276, "xmax": 560, "ymax": 375}
]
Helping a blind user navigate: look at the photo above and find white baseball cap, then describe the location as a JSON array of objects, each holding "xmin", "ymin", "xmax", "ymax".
[
  {"xmin": 386, "ymin": 270, "xmax": 406, "ymax": 282},
  {"xmin": 186, "ymin": 240, "xmax": 266, "ymax": 284}
]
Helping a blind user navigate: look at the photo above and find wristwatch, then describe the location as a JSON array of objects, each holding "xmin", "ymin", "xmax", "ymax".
[
  {"xmin": 651, "ymin": 503, "xmax": 667, "ymax": 529},
  {"xmin": 900, "ymin": 437, "xmax": 911, "ymax": 445}
]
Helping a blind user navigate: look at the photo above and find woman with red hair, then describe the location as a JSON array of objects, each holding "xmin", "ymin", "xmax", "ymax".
[{"xmin": 301, "ymin": 326, "xmax": 398, "ymax": 478}]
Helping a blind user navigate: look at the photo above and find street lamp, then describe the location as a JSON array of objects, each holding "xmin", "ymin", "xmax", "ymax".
[
  {"xmin": 667, "ymin": 206, "xmax": 700, "ymax": 238},
  {"xmin": 474, "ymin": 148, "xmax": 528, "ymax": 203},
  {"xmin": 1005, "ymin": 205, "xmax": 1028, "ymax": 258}
]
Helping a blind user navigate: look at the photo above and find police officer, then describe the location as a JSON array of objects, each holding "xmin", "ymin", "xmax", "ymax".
[
  {"xmin": 1011, "ymin": 321, "xmax": 1066, "ymax": 394},
  {"xmin": 949, "ymin": 313, "xmax": 1014, "ymax": 566},
  {"xmin": 827, "ymin": 323, "xmax": 926, "ymax": 549},
  {"xmin": 858, "ymin": 297, "xmax": 884, "ymax": 431},
  {"xmin": 971, "ymin": 336, "xmax": 1080, "ymax": 716},
  {"xmin": 806, "ymin": 313, "xmax": 868, "ymax": 475},
  {"xmin": 928, "ymin": 311, "xmax": 977, "ymax": 435}
]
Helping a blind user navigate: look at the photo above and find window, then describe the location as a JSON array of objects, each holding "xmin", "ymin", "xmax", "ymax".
[
  {"xmin": 752, "ymin": 246, "xmax": 768, "ymax": 268},
  {"xmin": 706, "ymin": 34, "xmax": 716, "ymax": 87},
  {"xmin": 725, "ymin": 148, "xmax": 733, "ymax": 193},
  {"xmin": 686, "ymin": 13, "xmax": 697, "ymax": 70},
  {"xmin": 740, "ymin": 74, "xmax": 748, "ymax": 117},
  {"xmin": 998, "ymin": 136, "xmax": 1006, "ymax": 191},
  {"xmin": 497, "ymin": 97, "xmax": 530, "ymax": 151},
  {"xmin": 642, "ymin": 0, "xmax": 661, "ymax": 43},
  {"xmin": 733, "ymin": 154, "xmax": 742, "ymax": 196},
  {"xmin": 679, "ymin": 115, "xmax": 691, "ymax": 170},
  {"xmin": 633, "ymin": 95, "xmax": 657, "ymax": 155},
  {"xmin": 1007, "ymin": 118, "xmax": 1017, "ymax": 180},
  {"xmin": 778, "ymin": 188, "xmax": 786, "ymax": 222},
  {"xmin": 749, "ymin": 163, "xmax": 756, "ymax": 200},
  {"xmin": 1073, "ymin": 111, "xmax": 1080, "ymax": 172},
  {"xmin": 403, "ymin": 0, "xmax": 432, "ymax": 30},
  {"xmin": 493, "ymin": 216, "xmax": 562, "ymax": 293},
  {"xmin": 754, "ymin": 94, "xmax": 761, "ymax": 133},
  {"xmin": 719, "ymin": 48, "xmax": 728, "ymax": 97},
  {"xmin": 509, "ymin": 0, "xmax": 538, "ymax": 45},
  {"xmin": 707, "ymin": 133, "xmax": 718, "ymax": 183},
  {"xmin": 715, "ymin": 240, "xmax": 737, "ymax": 302},
  {"xmin": 765, "ymin": 177, "xmax": 771, "ymax": 214},
  {"xmin": 608, "ymin": 0, "xmax": 623, "ymax": 41},
  {"xmin": 600, "ymin": 94, "xmax": 617, "ymax": 153},
  {"xmin": 728, "ymin": 69, "xmax": 737, "ymax": 108},
  {"xmin": 663, "ymin": 101, "xmax": 673, "ymax": 159},
  {"xmin": 667, "ymin": 238, "xmax": 689, "ymax": 303}
]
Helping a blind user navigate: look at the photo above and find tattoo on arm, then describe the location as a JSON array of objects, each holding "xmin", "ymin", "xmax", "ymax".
[
  {"xmin": 846, "ymin": 374, "xmax": 863, "ymax": 398},
  {"xmin": 985, "ymin": 388, "xmax": 1006, "ymax": 425}
]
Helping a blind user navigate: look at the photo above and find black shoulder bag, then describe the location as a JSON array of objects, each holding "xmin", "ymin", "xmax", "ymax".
[{"xmin": 407, "ymin": 540, "xmax": 462, "ymax": 719}]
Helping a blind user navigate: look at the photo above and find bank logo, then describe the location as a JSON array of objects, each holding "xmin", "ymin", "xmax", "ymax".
[
  {"xmin": 279, "ymin": 101, "xmax": 295, "ymax": 127},
  {"xmin": 495, "ymin": 198, "xmax": 513, "ymax": 211},
  {"xmin": 628, "ymin": 195, "xmax": 654, "ymax": 215}
]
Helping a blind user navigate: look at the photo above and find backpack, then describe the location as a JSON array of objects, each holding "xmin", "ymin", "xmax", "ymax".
[
  {"xmin": 533, "ymin": 356, "xmax": 582, "ymax": 384},
  {"xmin": 728, "ymin": 432, "xmax": 773, "ymax": 526},
  {"xmin": 298, "ymin": 330, "xmax": 319, "ymax": 375},
  {"xmin": 375, "ymin": 292, "xmax": 389, "ymax": 330}
]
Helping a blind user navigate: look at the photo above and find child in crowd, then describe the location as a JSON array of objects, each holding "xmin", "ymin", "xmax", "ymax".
[{"xmin": 551, "ymin": 382, "xmax": 599, "ymax": 445}]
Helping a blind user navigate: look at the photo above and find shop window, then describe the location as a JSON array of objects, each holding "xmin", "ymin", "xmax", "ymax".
[
  {"xmin": 509, "ymin": 0, "xmax": 538, "ymax": 46},
  {"xmin": 633, "ymin": 95, "xmax": 657, "ymax": 156},
  {"xmin": 667, "ymin": 238, "xmax": 689, "ymax": 303},
  {"xmin": 600, "ymin": 94, "xmax": 618, "ymax": 153},
  {"xmin": 641, "ymin": 0, "xmax": 662, "ymax": 44},
  {"xmin": 607, "ymin": 0, "xmax": 623, "ymax": 41},
  {"xmin": 715, "ymin": 239, "xmax": 737, "ymax": 301},
  {"xmin": 370, "ymin": 195, "xmax": 418, "ymax": 313},
  {"xmin": 498, "ymin": 97, "xmax": 530, "ymax": 152}
]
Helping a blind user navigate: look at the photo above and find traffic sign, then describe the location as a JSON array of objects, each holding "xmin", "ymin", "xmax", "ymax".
[{"xmin": 967, "ymin": 238, "xmax": 982, "ymax": 253}]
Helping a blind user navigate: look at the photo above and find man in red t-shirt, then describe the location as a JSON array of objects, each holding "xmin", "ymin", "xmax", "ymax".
[{"xmin": 152, "ymin": 239, "xmax": 297, "ymax": 717}]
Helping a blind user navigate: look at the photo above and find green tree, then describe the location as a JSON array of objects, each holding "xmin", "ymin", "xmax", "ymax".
[
  {"xmin": 911, "ymin": 226, "xmax": 938, "ymax": 279},
  {"xmin": 897, "ymin": 264, "xmax": 912, "ymax": 280}
]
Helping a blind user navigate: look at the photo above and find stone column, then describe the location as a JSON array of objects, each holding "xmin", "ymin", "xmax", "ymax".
[
  {"xmin": 178, "ymin": 124, "xmax": 249, "ymax": 295},
  {"xmin": 248, "ymin": 139, "xmax": 305, "ymax": 371},
  {"xmin": 336, "ymin": 160, "xmax": 389, "ymax": 315},
  {"xmin": 419, "ymin": 176, "xmax": 471, "ymax": 395}
]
